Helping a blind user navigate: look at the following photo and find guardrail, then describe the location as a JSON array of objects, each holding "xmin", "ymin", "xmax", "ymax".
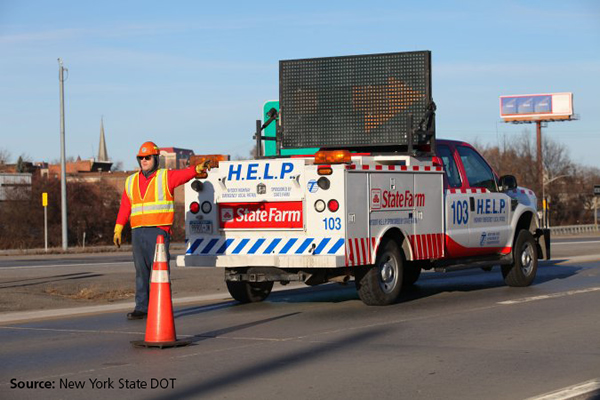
[{"xmin": 550, "ymin": 224, "xmax": 600, "ymax": 236}]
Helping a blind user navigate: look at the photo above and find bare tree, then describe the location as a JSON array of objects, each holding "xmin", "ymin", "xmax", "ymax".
[
  {"xmin": 0, "ymin": 176, "xmax": 123, "ymax": 249},
  {"xmin": 476, "ymin": 132, "xmax": 597, "ymax": 225},
  {"xmin": 0, "ymin": 148, "xmax": 10, "ymax": 165}
]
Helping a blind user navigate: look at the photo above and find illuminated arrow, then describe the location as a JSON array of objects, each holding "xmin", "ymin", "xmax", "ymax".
[{"xmin": 353, "ymin": 77, "xmax": 423, "ymax": 133}]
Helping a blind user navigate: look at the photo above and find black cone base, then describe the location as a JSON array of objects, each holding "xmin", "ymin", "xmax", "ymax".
[{"xmin": 131, "ymin": 339, "xmax": 191, "ymax": 349}]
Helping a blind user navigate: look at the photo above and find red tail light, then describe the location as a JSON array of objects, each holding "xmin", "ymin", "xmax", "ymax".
[
  {"xmin": 189, "ymin": 201, "xmax": 200, "ymax": 214},
  {"xmin": 327, "ymin": 199, "xmax": 339, "ymax": 212}
]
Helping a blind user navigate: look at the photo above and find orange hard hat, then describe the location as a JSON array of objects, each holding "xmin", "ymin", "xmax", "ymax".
[{"xmin": 137, "ymin": 141, "xmax": 160, "ymax": 157}]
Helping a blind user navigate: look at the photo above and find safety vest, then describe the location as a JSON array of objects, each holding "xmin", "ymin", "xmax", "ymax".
[{"xmin": 125, "ymin": 169, "xmax": 174, "ymax": 228}]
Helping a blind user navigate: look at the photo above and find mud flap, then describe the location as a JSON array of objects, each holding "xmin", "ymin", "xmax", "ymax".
[{"xmin": 535, "ymin": 228, "xmax": 551, "ymax": 260}]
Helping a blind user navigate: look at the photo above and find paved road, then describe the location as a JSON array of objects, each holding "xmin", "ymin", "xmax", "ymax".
[
  {"xmin": 2, "ymin": 237, "xmax": 599, "ymax": 314},
  {"xmin": 1, "ymin": 237, "xmax": 600, "ymax": 399},
  {"xmin": 0, "ymin": 248, "xmax": 228, "ymax": 314}
]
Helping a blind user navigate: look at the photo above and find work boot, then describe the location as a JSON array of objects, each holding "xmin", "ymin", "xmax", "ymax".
[{"xmin": 127, "ymin": 310, "xmax": 147, "ymax": 320}]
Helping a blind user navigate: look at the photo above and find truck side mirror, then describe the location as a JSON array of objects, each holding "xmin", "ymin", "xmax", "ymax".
[{"xmin": 499, "ymin": 175, "xmax": 517, "ymax": 191}]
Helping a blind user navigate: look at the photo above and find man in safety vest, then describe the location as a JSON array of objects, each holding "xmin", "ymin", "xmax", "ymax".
[{"xmin": 113, "ymin": 141, "xmax": 210, "ymax": 320}]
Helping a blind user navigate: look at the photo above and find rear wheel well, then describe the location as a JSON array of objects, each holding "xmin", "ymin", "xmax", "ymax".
[{"xmin": 380, "ymin": 228, "xmax": 410, "ymax": 261}]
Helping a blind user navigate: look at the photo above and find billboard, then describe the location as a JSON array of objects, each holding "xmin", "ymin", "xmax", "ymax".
[
  {"xmin": 500, "ymin": 93, "xmax": 573, "ymax": 121},
  {"xmin": 280, "ymin": 51, "xmax": 432, "ymax": 149}
]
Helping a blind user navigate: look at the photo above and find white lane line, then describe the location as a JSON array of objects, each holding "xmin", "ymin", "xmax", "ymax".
[
  {"xmin": 525, "ymin": 378, "xmax": 600, "ymax": 400},
  {"xmin": 553, "ymin": 240, "xmax": 600, "ymax": 245},
  {"xmin": 0, "ymin": 326, "xmax": 143, "ymax": 335},
  {"xmin": 0, "ymin": 284, "xmax": 306, "ymax": 325},
  {"xmin": 0, "ymin": 292, "xmax": 232, "ymax": 325},
  {"xmin": 498, "ymin": 287, "xmax": 600, "ymax": 305},
  {"xmin": 0, "ymin": 262, "xmax": 131, "ymax": 270}
]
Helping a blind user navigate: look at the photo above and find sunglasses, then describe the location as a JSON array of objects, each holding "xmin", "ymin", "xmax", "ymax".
[{"xmin": 137, "ymin": 155, "xmax": 153, "ymax": 161}]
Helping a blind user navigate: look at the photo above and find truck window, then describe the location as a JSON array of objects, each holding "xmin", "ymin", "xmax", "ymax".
[
  {"xmin": 456, "ymin": 145, "xmax": 498, "ymax": 192},
  {"xmin": 437, "ymin": 144, "xmax": 462, "ymax": 188}
]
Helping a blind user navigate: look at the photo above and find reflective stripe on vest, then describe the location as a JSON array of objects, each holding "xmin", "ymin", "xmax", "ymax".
[{"xmin": 125, "ymin": 169, "xmax": 174, "ymax": 228}]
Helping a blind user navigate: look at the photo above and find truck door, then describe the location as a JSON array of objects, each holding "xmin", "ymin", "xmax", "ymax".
[
  {"xmin": 438, "ymin": 144, "xmax": 471, "ymax": 258},
  {"xmin": 455, "ymin": 145, "xmax": 511, "ymax": 254}
]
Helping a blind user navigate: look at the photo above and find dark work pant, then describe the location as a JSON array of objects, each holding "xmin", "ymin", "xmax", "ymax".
[{"xmin": 131, "ymin": 227, "xmax": 170, "ymax": 313}]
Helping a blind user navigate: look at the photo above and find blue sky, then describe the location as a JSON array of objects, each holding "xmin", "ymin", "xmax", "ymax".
[{"xmin": 1, "ymin": 0, "xmax": 599, "ymax": 170}]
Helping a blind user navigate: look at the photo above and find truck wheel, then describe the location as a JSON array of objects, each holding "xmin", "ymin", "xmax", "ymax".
[
  {"xmin": 356, "ymin": 238, "xmax": 403, "ymax": 306},
  {"xmin": 403, "ymin": 262, "xmax": 422, "ymax": 286},
  {"xmin": 226, "ymin": 281, "xmax": 274, "ymax": 303},
  {"xmin": 502, "ymin": 230, "xmax": 538, "ymax": 287}
]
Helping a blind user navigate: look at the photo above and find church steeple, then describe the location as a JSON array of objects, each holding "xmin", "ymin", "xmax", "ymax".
[{"xmin": 98, "ymin": 117, "xmax": 109, "ymax": 162}]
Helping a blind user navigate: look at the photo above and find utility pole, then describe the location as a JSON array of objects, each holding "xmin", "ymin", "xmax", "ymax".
[
  {"xmin": 58, "ymin": 58, "xmax": 68, "ymax": 251},
  {"xmin": 536, "ymin": 120, "xmax": 544, "ymax": 227}
]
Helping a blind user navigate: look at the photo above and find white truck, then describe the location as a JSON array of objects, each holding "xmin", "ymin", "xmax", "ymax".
[{"xmin": 177, "ymin": 51, "xmax": 550, "ymax": 306}]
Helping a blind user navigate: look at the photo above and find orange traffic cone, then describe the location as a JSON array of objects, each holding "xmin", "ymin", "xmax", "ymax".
[{"xmin": 132, "ymin": 235, "xmax": 190, "ymax": 349}]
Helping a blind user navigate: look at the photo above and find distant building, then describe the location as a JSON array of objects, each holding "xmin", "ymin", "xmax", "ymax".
[
  {"xmin": 0, "ymin": 162, "xmax": 37, "ymax": 174},
  {"xmin": 0, "ymin": 173, "xmax": 32, "ymax": 201},
  {"xmin": 159, "ymin": 147, "xmax": 194, "ymax": 170},
  {"xmin": 4, "ymin": 118, "xmax": 194, "ymax": 205},
  {"xmin": 97, "ymin": 117, "xmax": 109, "ymax": 162},
  {"xmin": 44, "ymin": 118, "xmax": 112, "ymax": 178},
  {"xmin": 44, "ymin": 156, "xmax": 114, "ymax": 179}
]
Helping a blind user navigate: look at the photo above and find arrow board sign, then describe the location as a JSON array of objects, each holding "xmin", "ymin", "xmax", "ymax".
[{"xmin": 279, "ymin": 51, "xmax": 432, "ymax": 149}]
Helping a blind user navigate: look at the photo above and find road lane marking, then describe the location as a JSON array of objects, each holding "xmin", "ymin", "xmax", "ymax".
[
  {"xmin": 525, "ymin": 379, "xmax": 600, "ymax": 400},
  {"xmin": 498, "ymin": 287, "xmax": 600, "ymax": 305},
  {"xmin": 0, "ymin": 262, "xmax": 131, "ymax": 270},
  {"xmin": 0, "ymin": 326, "xmax": 143, "ymax": 335}
]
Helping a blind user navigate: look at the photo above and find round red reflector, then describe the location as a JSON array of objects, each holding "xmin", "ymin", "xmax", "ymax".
[
  {"xmin": 327, "ymin": 199, "xmax": 339, "ymax": 212},
  {"xmin": 189, "ymin": 201, "xmax": 200, "ymax": 214}
]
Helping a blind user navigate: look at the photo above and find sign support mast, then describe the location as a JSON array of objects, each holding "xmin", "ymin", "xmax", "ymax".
[
  {"xmin": 536, "ymin": 120, "xmax": 544, "ymax": 224},
  {"xmin": 58, "ymin": 58, "xmax": 68, "ymax": 251}
]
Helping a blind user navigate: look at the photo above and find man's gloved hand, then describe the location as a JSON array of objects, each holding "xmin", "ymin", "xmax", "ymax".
[
  {"xmin": 113, "ymin": 224, "xmax": 124, "ymax": 248},
  {"xmin": 195, "ymin": 160, "xmax": 211, "ymax": 179}
]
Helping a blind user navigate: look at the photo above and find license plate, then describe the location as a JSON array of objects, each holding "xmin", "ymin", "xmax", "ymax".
[{"xmin": 190, "ymin": 220, "xmax": 212, "ymax": 234}]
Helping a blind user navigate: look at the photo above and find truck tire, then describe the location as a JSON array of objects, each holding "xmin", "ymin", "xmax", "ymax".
[
  {"xmin": 355, "ymin": 238, "xmax": 403, "ymax": 306},
  {"xmin": 226, "ymin": 281, "xmax": 274, "ymax": 303},
  {"xmin": 502, "ymin": 230, "xmax": 538, "ymax": 287},
  {"xmin": 403, "ymin": 262, "xmax": 422, "ymax": 286}
]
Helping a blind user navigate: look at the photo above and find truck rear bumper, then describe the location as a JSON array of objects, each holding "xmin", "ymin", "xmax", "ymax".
[{"xmin": 176, "ymin": 254, "xmax": 346, "ymax": 268}]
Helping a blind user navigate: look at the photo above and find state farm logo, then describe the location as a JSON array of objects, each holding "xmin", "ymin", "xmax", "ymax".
[
  {"xmin": 221, "ymin": 208, "xmax": 234, "ymax": 221},
  {"xmin": 371, "ymin": 189, "xmax": 381, "ymax": 210},
  {"xmin": 219, "ymin": 202, "xmax": 303, "ymax": 229},
  {"xmin": 381, "ymin": 190, "xmax": 425, "ymax": 209},
  {"xmin": 230, "ymin": 207, "xmax": 301, "ymax": 223}
]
